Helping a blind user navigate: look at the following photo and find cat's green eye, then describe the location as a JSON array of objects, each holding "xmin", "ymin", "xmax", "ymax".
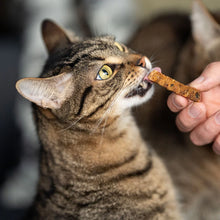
[
  {"xmin": 114, "ymin": 42, "xmax": 124, "ymax": 52},
  {"xmin": 96, "ymin": 65, "xmax": 113, "ymax": 80}
]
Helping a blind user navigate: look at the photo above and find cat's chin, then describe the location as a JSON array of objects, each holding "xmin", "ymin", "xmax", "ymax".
[
  {"xmin": 125, "ymin": 81, "xmax": 153, "ymax": 98},
  {"xmin": 119, "ymin": 85, "xmax": 154, "ymax": 109}
]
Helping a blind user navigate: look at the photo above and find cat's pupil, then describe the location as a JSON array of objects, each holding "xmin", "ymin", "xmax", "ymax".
[{"xmin": 103, "ymin": 69, "xmax": 108, "ymax": 75}]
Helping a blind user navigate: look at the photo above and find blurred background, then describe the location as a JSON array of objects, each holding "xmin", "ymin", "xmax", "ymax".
[{"xmin": 0, "ymin": 0, "xmax": 219, "ymax": 219}]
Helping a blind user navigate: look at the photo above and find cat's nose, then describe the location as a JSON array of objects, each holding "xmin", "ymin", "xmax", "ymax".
[{"xmin": 137, "ymin": 56, "xmax": 152, "ymax": 70}]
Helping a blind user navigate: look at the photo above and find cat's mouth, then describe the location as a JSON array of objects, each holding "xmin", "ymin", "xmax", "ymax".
[
  {"xmin": 125, "ymin": 75, "xmax": 152, "ymax": 98},
  {"xmin": 125, "ymin": 67, "xmax": 161, "ymax": 98}
]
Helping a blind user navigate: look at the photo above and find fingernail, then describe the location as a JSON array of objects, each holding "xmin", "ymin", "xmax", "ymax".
[
  {"xmin": 188, "ymin": 103, "xmax": 201, "ymax": 118},
  {"xmin": 191, "ymin": 76, "xmax": 205, "ymax": 86},
  {"xmin": 172, "ymin": 95, "xmax": 183, "ymax": 109},
  {"xmin": 215, "ymin": 111, "xmax": 220, "ymax": 125}
]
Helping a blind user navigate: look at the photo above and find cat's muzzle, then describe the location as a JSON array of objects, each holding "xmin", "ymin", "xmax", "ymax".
[{"xmin": 125, "ymin": 76, "xmax": 153, "ymax": 98}]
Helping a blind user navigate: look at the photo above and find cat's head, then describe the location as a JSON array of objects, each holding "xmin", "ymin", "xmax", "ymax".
[
  {"xmin": 191, "ymin": 0, "xmax": 220, "ymax": 72},
  {"xmin": 16, "ymin": 20, "xmax": 155, "ymax": 121}
]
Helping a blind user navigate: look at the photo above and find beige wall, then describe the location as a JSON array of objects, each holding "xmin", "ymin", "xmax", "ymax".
[{"xmin": 135, "ymin": 0, "xmax": 220, "ymax": 21}]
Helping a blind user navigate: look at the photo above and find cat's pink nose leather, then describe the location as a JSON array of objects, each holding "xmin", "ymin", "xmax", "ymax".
[{"xmin": 137, "ymin": 56, "xmax": 151, "ymax": 70}]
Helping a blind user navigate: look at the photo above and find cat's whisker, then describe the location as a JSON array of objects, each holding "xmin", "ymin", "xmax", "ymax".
[
  {"xmin": 150, "ymin": 60, "xmax": 161, "ymax": 67},
  {"xmin": 92, "ymin": 105, "xmax": 113, "ymax": 134},
  {"xmin": 98, "ymin": 97, "xmax": 119, "ymax": 145},
  {"xmin": 98, "ymin": 117, "xmax": 108, "ymax": 146},
  {"xmin": 149, "ymin": 49, "xmax": 162, "ymax": 63},
  {"xmin": 97, "ymin": 104, "xmax": 116, "ymax": 146},
  {"xmin": 92, "ymin": 87, "xmax": 124, "ymax": 135},
  {"xmin": 149, "ymin": 51, "xmax": 169, "ymax": 68},
  {"xmin": 58, "ymin": 115, "xmax": 84, "ymax": 133}
]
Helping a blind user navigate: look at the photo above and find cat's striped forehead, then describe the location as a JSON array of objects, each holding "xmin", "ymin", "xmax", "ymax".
[
  {"xmin": 69, "ymin": 38, "xmax": 128, "ymax": 62},
  {"xmin": 42, "ymin": 36, "xmax": 127, "ymax": 77}
]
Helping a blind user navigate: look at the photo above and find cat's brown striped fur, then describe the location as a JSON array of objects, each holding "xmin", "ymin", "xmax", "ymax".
[{"xmin": 16, "ymin": 20, "xmax": 181, "ymax": 219}]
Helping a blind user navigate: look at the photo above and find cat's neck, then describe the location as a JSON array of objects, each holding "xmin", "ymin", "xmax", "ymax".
[
  {"xmin": 30, "ymin": 108, "xmax": 179, "ymax": 220},
  {"xmin": 36, "ymin": 108, "xmax": 149, "ymax": 177}
]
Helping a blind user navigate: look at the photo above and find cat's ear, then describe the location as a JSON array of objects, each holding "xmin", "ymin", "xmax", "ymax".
[
  {"xmin": 191, "ymin": 0, "xmax": 220, "ymax": 49},
  {"xmin": 42, "ymin": 19, "xmax": 79, "ymax": 54},
  {"xmin": 16, "ymin": 73, "xmax": 73, "ymax": 109}
]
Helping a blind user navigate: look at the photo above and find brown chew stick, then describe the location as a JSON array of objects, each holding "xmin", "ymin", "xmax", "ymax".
[{"xmin": 148, "ymin": 70, "xmax": 201, "ymax": 102}]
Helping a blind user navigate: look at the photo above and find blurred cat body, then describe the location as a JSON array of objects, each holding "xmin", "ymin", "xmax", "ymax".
[{"xmin": 129, "ymin": 0, "xmax": 220, "ymax": 219}]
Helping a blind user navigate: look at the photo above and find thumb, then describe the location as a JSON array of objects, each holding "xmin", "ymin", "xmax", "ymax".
[{"xmin": 190, "ymin": 62, "xmax": 220, "ymax": 91}]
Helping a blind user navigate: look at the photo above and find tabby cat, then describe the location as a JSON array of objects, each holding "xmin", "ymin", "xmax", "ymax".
[
  {"xmin": 15, "ymin": 0, "xmax": 220, "ymax": 219},
  {"xmin": 16, "ymin": 20, "xmax": 181, "ymax": 219},
  {"xmin": 129, "ymin": 0, "xmax": 220, "ymax": 219}
]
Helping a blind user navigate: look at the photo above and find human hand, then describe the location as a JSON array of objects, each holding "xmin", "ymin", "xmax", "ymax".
[{"xmin": 167, "ymin": 62, "xmax": 220, "ymax": 154}]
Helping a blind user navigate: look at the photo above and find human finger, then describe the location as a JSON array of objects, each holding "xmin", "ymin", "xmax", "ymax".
[
  {"xmin": 213, "ymin": 134, "xmax": 220, "ymax": 155},
  {"xmin": 175, "ymin": 102, "xmax": 206, "ymax": 132},
  {"xmin": 190, "ymin": 110, "xmax": 220, "ymax": 146},
  {"xmin": 190, "ymin": 62, "xmax": 220, "ymax": 91},
  {"xmin": 167, "ymin": 93, "xmax": 189, "ymax": 113}
]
